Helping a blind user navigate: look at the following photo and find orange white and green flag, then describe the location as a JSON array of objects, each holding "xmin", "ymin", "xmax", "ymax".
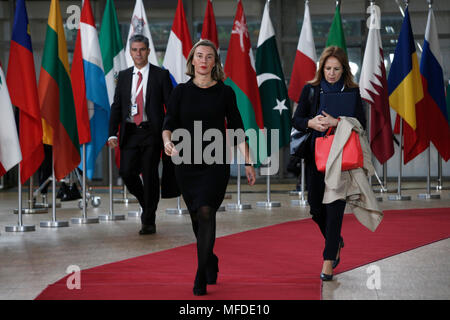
[{"xmin": 38, "ymin": 0, "xmax": 80, "ymax": 180}]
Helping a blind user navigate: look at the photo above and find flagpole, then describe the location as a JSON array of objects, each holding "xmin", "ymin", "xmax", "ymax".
[
  {"xmin": 291, "ymin": 158, "xmax": 308, "ymax": 207},
  {"xmin": 113, "ymin": 185, "xmax": 138, "ymax": 204},
  {"xmin": 71, "ymin": 144, "xmax": 99, "ymax": 224},
  {"xmin": 227, "ymin": 149, "xmax": 251, "ymax": 211},
  {"xmin": 257, "ymin": 158, "xmax": 281, "ymax": 208},
  {"xmin": 13, "ymin": 177, "xmax": 48, "ymax": 214},
  {"xmin": 5, "ymin": 165, "xmax": 35, "ymax": 232},
  {"xmin": 388, "ymin": 120, "xmax": 411, "ymax": 201},
  {"xmin": 99, "ymin": 146, "xmax": 125, "ymax": 221},
  {"xmin": 40, "ymin": 150, "xmax": 70, "ymax": 227},
  {"xmin": 416, "ymin": 0, "xmax": 441, "ymax": 200}
]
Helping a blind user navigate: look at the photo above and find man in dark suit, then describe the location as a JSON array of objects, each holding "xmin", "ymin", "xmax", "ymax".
[{"xmin": 108, "ymin": 35, "xmax": 173, "ymax": 235}]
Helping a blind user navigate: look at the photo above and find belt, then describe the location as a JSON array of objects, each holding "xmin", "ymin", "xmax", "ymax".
[{"xmin": 127, "ymin": 121, "xmax": 150, "ymax": 129}]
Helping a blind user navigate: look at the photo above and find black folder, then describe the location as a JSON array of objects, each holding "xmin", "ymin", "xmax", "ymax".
[{"xmin": 318, "ymin": 91, "xmax": 359, "ymax": 118}]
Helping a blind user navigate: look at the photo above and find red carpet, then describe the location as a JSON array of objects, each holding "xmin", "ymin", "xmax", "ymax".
[{"xmin": 35, "ymin": 207, "xmax": 450, "ymax": 300}]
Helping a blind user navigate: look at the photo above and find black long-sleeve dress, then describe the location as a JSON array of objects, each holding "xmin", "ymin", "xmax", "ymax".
[{"xmin": 162, "ymin": 79, "xmax": 245, "ymax": 213}]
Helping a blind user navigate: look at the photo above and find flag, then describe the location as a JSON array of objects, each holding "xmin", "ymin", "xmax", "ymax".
[
  {"xmin": 125, "ymin": 0, "xmax": 159, "ymax": 67},
  {"xmin": 387, "ymin": 7, "xmax": 424, "ymax": 164},
  {"xmin": 38, "ymin": 0, "xmax": 80, "ymax": 180},
  {"xmin": 446, "ymin": 81, "xmax": 450, "ymax": 127},
  {"xmin": 256, "ymin": 1, "xmax": 291, "ymax": 156},
  {"xmin": 99, "ymin": 0, "xmax": 126, "ymax": 169},
  {"xmin": 326, "ymin": 2, "xmax": 347, "ymax": 54},
  {"xmin": 359, "ymin": 4, "xmax": 394, "ymax": 164},
  {"xmin": 288, "ymin": 0, "xmax": 316, "ymax": 103},
  {"xmin": 201, "ymin": 0, "xmax": 219, "ymax": 50},
  {"xmin": 0, "ymin": 61, "xmax": 22, "ymax": 177},
  {"xmin": 224, "ymin": 0, "xmax": 266, "ymax": 164},
  {"xmin": 72, "ymin": 0, "xmax": 111, "ymax": 179},
  {"xmin": 6, "ymin": 0, "xmax": 43, "ymax": 184},
  {"xmin": 416, "ymin": 7, "xmax": 450, "ymax": 161},
  {"xmin": 162, "ymin": 0, "xmax": 193, "ymax": 86}
]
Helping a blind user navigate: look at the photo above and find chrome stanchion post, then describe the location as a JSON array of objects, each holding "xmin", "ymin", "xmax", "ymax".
[
  {"xmin": 71, "ymin": 144, "xmax": 99, "ymax": 224},
  {"xmin": 166, "ymin": 196, "xmax": 188, "ymax": 215},
  {"xmin": 14, "ymin": 176, "xmax": 47, "ymax": 214},
  {"xmin": 257, "ymin": 159, "xmax": 280, "ymax": 208},
  {"xmin": 436, "ymin": 155, "xmax": 443, "ymax": 190},
  {"xmin": 99, "ymin": 147, "xmax": 125, "ymax": 221},
  {"xmin": 227, "ymin": 159, "xmax": 251, "ymax": 211},
  {"xmin": 291, "ymin": 158, "xmax": 308, "ymax": 207},
  {"xmin": 40, "ymin": 151, "xmax": 69, "ymax": 227},
  {"xmin": 388, "ymin": 121, "xmax": 411, "ymax": 201},
  {"xmin": 418, "ymin": 147, "xmax": 440, "ymax": 199},
  {"xmin": 6, "ymin": 166, "xmax": 35, "ymax": 232},
  {"xmin": 114, "ymin": 185, "xmax": 138, "ymax": 204}
]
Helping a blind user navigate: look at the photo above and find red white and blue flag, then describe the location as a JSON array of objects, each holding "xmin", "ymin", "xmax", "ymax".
[
  {"xmin": 6, "ymin": 0, "xmax": 43, "ymax": 184},
  {"xmin": 71, "ymin": 0, "xmax": 110, "ymax": 179},
  {"xmin": 417, "ymin": 7, "xmax": 450, "ymax": 160},
  {"xmin": 162, "ymin": 0, "xmax": 193, "ymax": 86}
]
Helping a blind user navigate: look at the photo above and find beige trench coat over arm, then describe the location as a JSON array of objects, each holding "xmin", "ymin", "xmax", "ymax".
[{"xmin": 322, "ymin": 116, "xmax": 383, "ymax": 232}]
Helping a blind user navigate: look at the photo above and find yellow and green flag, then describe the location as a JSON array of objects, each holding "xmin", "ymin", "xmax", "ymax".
[{"xmin": 38, "ymin": 0, "xmax": 80, "ymax": 180}]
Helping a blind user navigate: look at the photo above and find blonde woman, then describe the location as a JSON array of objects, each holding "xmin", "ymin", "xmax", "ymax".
[{"xmin": 162, "ymin": 40, "xmax": 256, "ymax": 296}]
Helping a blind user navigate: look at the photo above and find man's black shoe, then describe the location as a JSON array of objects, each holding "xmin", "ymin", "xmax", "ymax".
[{"xmin": 139, "ymin": 224, "xmax": 156, "ymax": 235}]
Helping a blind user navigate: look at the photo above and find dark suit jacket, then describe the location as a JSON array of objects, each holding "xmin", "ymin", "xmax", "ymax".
[
  {"xmin": 108, "ymin": 63, "xmax": 179, "ymax": 198},
  {"xmin": 292, "ymin": 83, "xmax": 366, "ymax": 212},
  {"xmin": 109, "ymin": 64, "xmax": 173, "ymax": 145}
]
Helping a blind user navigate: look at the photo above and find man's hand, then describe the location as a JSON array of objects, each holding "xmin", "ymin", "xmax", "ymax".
[{"xmin": 108, "ymin": 137, "xmax": 118, "ymax": 148}]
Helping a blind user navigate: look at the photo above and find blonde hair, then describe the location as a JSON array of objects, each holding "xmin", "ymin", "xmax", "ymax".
[
  {"xmin": 186, "ymin": 40, "xmax": 224, "ymax": 81},
  {"xmin": 308, "ymin": 46, "xmax": 358, "ymax": 88}
]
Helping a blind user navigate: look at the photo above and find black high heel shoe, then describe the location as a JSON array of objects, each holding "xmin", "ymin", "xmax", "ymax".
[
  {"xmin": 332, "ymin": 238, "xmax": 345, "ymax": 269},
  {"xmin": 320, "ymin": 273, "xmax": 333, "ymax": 281},
  {"xmin": 193, "ymin": 271, "xmax": 207, "ymax": 296},
  {"xmin": 206, "ymin": 254, "xmax": 219, "ymax": 285}
]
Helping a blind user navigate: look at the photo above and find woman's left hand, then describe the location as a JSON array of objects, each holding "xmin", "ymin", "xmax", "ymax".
[
  {"xmin": 320, "ymin": 111, "xmax": 339, "ymax": 128},
  {"xmin": 245, "ymin": 166, "xmax": 256, "ymax": 186}
]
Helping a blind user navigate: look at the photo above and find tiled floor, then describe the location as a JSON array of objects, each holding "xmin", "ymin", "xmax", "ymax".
[{"xmin": 0, "ymin": 181, "xmax": 449, "ymax": 300}]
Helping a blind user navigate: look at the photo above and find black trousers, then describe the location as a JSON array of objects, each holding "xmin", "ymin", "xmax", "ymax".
[
  {"xmin": 306, "ymin": 155, "xmax": 345, "ymax": 261},
  {"xmin": 119, "ymin": 123, "xmax": 161, "ymax": 226}
]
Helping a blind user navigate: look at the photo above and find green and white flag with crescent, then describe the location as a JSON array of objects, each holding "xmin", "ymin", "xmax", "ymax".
[{"xmin": 256, "ymin": 2, "xmax": 291, "ymax": 157}]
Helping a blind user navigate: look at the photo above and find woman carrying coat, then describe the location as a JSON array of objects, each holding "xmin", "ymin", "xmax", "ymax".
[{"xmin": 292, "ymin": 46, "xmax": 366, "ymax": 281}]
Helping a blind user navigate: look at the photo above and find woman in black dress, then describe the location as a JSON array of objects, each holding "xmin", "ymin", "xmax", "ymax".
[
  {"xmin": 162, "ymin": 40, "xmax": 256, "ymax": 296},
  {"xmin": 292, "ymin": 46, "xmax": 366, "ymax": 281}
]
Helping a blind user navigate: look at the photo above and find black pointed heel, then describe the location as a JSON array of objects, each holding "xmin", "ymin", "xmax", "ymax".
[
  {"xmin": 332, "ymin": 238, "xmax": 345, "ymax": 269},
  {"xmin": 193, "ymin": 271, "xmax": 207, "ymax": 296},
  {"xmin": 320, "ymin": 273, "xmax": 333, "ymax": 281},
  {"xmin": 206, "ymin": 254, "xmax": 219, "ymax": 285}
]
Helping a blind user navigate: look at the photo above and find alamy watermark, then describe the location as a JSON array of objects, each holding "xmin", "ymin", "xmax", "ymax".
[
  {"xmin": 170, "ymin": 122, "xmax": 280, "ymax": 175},
  {"xmin": 66, "ymin": 265, "xmax": 81, "ymax": 290},
  {"xmin": 366, "ymin": 265, "xmax": 381, "ymax": 290}
]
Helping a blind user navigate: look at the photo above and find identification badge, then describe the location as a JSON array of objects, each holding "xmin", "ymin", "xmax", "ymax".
[{"xmin": 131, "ymin": 104, "xmax": 138, "ymax": 116}]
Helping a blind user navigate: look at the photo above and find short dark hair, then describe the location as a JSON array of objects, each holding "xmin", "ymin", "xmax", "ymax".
[{"xmin": 129, "ymin": 34, "xmax": 149, "ymax": 49}]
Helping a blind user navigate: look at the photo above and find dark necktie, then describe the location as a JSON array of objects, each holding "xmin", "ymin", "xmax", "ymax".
[{"xmin": 134, "ymin": 71, "xmax": 144, "ymax": 126}]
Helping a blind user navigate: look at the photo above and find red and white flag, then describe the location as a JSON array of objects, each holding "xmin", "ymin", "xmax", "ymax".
[
  {"xmin": 359, "ymin": 4, "xmax": 394, "ymax": 164},
  {"xmin": 0, "ymin": 62, "xmax": 22, "ymax": 177},
  {"xmin": 201, "ymin": 0, "xmax": 219, "ymax": 51},
  {"xmin": 162, "ymin": 0, "xmax": 192, "ymax": 86},
  {"xmin": 288, "ymin": 1, "xmax": 316, "ymax": 103}
]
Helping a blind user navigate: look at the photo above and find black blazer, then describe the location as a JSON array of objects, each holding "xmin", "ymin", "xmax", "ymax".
[{"xmin": 109, "ymin": 64, "xmax": 173, "ymax": 145}]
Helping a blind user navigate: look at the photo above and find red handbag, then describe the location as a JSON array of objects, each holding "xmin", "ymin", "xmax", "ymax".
[{"xmin": 315, "ymin": 127, "xmax": 363, "ymax": 173}]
